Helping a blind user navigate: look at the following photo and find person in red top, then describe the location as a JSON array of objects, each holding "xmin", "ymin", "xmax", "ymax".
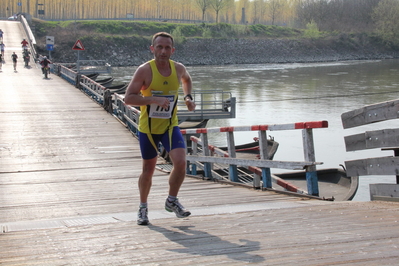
[{"xmin": 21, "ymin": 39, "xmax": 29, "ymax": 51}]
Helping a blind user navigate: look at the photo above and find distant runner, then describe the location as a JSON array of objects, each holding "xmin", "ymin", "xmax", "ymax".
[
  {"xmin": 11, "ymin": 52, "xmax": 18, "ymax": 71},
  {"xmin": 21, "ymin": 39, "xmax": 29, "ymax": 51},
  {"xmin": 0, "ymin": 42, "xmax": 5, "ymax": 57}
]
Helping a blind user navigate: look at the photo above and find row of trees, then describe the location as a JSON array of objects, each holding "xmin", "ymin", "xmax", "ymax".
[
  {"xmin": 1, "ymin": 1, "xmax": 399, "ymax": 38},
  {"xmin": 3, "ymin": 0, "xmax": 242, "ymax": 23}
]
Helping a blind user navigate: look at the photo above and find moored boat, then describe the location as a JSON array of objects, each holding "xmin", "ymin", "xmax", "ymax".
[
  {"xmin": 96, "ymin": 77, "xmax": 114, "ymax": 87},
  {"xmin": 209, "ymin": 166, "xmax": 358, "ymax": 201},
  {"xmin": 273, "ymin": 167, "xmax": 359, "ymax": 201},
  {"xmin": 219, "ymin": 137, "xmax": 279, "ymax": 160},
  {"xmin": 179, "ymin": 119, "xmax": 209, "ymax": 130},
  {"xmin": 107, "ymin": 83, "xmax": 128, "ymax": 94},
  {"xmin": 84, "ymin": 73, "xmax": 100, "ymax": 80}
]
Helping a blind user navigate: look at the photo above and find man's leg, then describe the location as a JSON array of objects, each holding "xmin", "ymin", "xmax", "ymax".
[
  {"xmin": 167, "ymin": 147, "xmax": 187, "ymax": 197},
  {"xmin": 137, "ymin": 156, "xmax": 157, "ymax": 225},
  {"xmin": 165, "ymin": 147, "xmax": 191, "ymax": 218},
  {"xmin": 138, "ymin": 157, "xmax": 157, "ymax": 203}
]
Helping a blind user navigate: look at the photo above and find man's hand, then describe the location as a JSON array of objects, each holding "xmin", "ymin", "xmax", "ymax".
[
  {"xmin": 185, "ymin": 99, "xmax": 196, "ymax": 111},
  {"xmin": 154, "ymin": 96, "xmax": 170, "ymax": 109}
]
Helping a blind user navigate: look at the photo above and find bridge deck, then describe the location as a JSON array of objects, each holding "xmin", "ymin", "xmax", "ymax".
[{"xmin": 0, "ymin": 20, "xmax": 399, "ymax": 265}]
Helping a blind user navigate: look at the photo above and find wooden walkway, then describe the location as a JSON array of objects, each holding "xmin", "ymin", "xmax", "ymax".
[{"xmin": 1, "ymin": 20, "xmax": 399, "ymax": 265}]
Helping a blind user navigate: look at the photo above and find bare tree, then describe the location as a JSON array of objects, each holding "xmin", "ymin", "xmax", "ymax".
[
  {"xmin": 195, "ymin": 0, "xmax": 211, "ymax": 21},
  {"xmin": 267, "ymin": 0, "xmax": 283, "ymax": 25},
  {"xmin": 373, "ymin": 0, "xmax": 399, "ymax": 46},
  {"xmin": 296, "ymin": 0, "xmax": 380, "ymax": 32},
  {"xmin": 251, "ymin": 0, "xmax": 263, "ymax": 24},
  {"xmin": 210, "ymin": 0, "xmax": 233, "ymax": 23},
  {"xmin": 321, "ymin": 0, "xmax": 380, "ymax": 32}
]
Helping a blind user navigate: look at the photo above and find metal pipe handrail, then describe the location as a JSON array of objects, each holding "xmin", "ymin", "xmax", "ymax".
[{"xmin": 183, "ymin": 120, "xmax": 328, "ymax": 196}]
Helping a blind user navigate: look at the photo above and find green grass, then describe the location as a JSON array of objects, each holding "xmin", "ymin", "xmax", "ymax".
[
  {"xmin": 32, "ymin": 19, "xmax": 304, "ymax": 39},
  {"xmin": 31, "ymin": 18, "xmax": 386, "ymax": 56}
]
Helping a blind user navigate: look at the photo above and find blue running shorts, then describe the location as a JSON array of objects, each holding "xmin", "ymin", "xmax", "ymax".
[{"xmin": 139, "ymin": 126, "xmax": 186, "ymax": 159}]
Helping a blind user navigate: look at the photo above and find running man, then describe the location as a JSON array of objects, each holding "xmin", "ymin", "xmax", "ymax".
[
  {"xmin": 0, "ymin": 42, "xmax": 5, "ymax": 58},
  {"xmin": 11, "ymin": 52, "xmax": 18, "ymax": 71},
  {"xmin": 124, "ymin": 32, "xmax": 196, "ymax": 225}
]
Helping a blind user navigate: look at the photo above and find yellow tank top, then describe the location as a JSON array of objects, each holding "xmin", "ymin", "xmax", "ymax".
[{"xmin": 139, "ymin": 59, "xmax": 180, "ymax": 134}]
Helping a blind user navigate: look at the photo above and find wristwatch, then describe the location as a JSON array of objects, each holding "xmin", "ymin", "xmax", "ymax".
[{"xmin": 184, "ymin": 94, "xmax": 193, "ymax": 101}]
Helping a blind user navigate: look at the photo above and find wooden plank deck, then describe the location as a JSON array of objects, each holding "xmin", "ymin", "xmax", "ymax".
[{"xmin": 1, "ymin": 20, "xmax": 399, "ymax": 265}]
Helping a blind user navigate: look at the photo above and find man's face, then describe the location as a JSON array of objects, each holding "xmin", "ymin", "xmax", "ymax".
[{"xmin": 150, "ymin": 36, "xmax": 175, "ymax": 62}]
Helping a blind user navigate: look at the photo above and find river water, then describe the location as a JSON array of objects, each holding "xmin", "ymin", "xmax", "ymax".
[{"xmin": 106, "ymin": 59, "xmax": 399, "ymax": 201}]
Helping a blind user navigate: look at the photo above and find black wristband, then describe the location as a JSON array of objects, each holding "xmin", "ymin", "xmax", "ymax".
[{"xmin": 184, "ymin": 94, "xmax": 193, "ymax": 101}]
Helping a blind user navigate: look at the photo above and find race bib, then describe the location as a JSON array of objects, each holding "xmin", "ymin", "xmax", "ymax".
[{"xmin": 149, "ymin": 95, "xmax": 175, "ymax": 119}]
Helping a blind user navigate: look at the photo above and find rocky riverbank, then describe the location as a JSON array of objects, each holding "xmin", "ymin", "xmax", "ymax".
[
  {"xmin": 173, "ymin": 38, "xmax": 399, "ymax": 65},
  {"xmin": 42, "ymin": 36, "xmax": 399, "ymax": 66}
]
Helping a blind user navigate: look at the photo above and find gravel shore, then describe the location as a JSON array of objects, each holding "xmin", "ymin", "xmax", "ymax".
[
  {"xmin": 52, "ymin": 37, "xmax": 399, "ymax": 66},
  {"xmin": 174, "ymin": 38, "xmax": 399, "ymax": 66}
]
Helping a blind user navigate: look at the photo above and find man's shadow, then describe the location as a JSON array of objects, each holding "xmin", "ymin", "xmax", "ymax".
[{"xmin": 149, "ymin": 225, "xmax": 265, "ymax": 263}]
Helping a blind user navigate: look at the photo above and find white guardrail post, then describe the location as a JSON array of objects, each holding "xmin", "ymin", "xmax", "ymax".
[
  {"xmin": 258, "ymin": 128, "xmax": 272, "ymax": 188},
  {"xmin": 200, "ymin": 132, "xmax": 213, "ymax": 178},
  {"xmin": 302, "ymin": 128, "xmax": 319, "ymax": 196},
  {"xmin": 226, "ymin": 131, "xmax": 238, "ymax": 182}
]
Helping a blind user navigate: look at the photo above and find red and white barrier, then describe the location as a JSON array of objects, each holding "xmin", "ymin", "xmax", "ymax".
[{"xmin": 181, "ymin": 120, "xmax": 328, "ymax": 135}]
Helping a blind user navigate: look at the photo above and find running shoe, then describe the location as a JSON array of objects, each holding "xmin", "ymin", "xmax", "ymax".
[
  {"xmin": 137, "ymin": 207, "xmax": 149, "ymax": 225},
  {"xmin": 165, "ymin": 198, "xmax": 191, "ymax": 218}
]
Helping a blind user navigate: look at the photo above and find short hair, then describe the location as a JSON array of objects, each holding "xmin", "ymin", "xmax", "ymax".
[{"xmin": 152, "ymin": 32, "xmax": 174, "ymax": 46}]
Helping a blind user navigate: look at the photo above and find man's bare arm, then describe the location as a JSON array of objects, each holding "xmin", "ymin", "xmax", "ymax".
[{"xmin": 179, "ymin": 64, "xmax": 196, "ymax": 111}]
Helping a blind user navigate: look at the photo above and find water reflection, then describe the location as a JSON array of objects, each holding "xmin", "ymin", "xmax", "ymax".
[{"xmin": 109, "ymin": 59, "xmax": 399, "ymax": 201}]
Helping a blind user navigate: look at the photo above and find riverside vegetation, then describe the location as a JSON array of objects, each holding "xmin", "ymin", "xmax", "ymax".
[{"xmin": 32, "ymin": 19, "xmax": 399, "ymax": 66}]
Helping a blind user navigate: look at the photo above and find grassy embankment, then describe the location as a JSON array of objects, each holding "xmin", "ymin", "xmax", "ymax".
[{"xmin": 30, "ymin": 19, "xmax": 386, "ymax": 64}]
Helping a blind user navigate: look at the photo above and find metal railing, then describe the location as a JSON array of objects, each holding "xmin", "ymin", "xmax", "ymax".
[
  {"xmin": 54, "ymin": 63, "xmax": 235, "ymax": 124},
  {"xmin": 176, "ymin": 90, "xmax": 235, "ymax": 123},
  {"xmin": 182, "ymin": 121, "xmax": 329, "ymax": 196},
  {"xmin": 58, "ymin": 64, "xmax": 77, "ymax": 85}
]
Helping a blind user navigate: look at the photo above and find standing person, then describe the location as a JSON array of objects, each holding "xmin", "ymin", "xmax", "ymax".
[
  {"xmin": 11, "ymin": 52, "xmax": 18, "ymax": 71},
  {"xmin": 124, "ymin": 32, "xmax": 196, "ymax": 226},
  {"xmin": 0, "ymin": 53, "xmax": 2, "ymax": 71},
  {"xmin": 0, "ymin": 42, "xmax": 5, "ymax": 58},
  {"xmin": 0, "ymin": 29, "xmax": 3, "ymax": 41}
]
